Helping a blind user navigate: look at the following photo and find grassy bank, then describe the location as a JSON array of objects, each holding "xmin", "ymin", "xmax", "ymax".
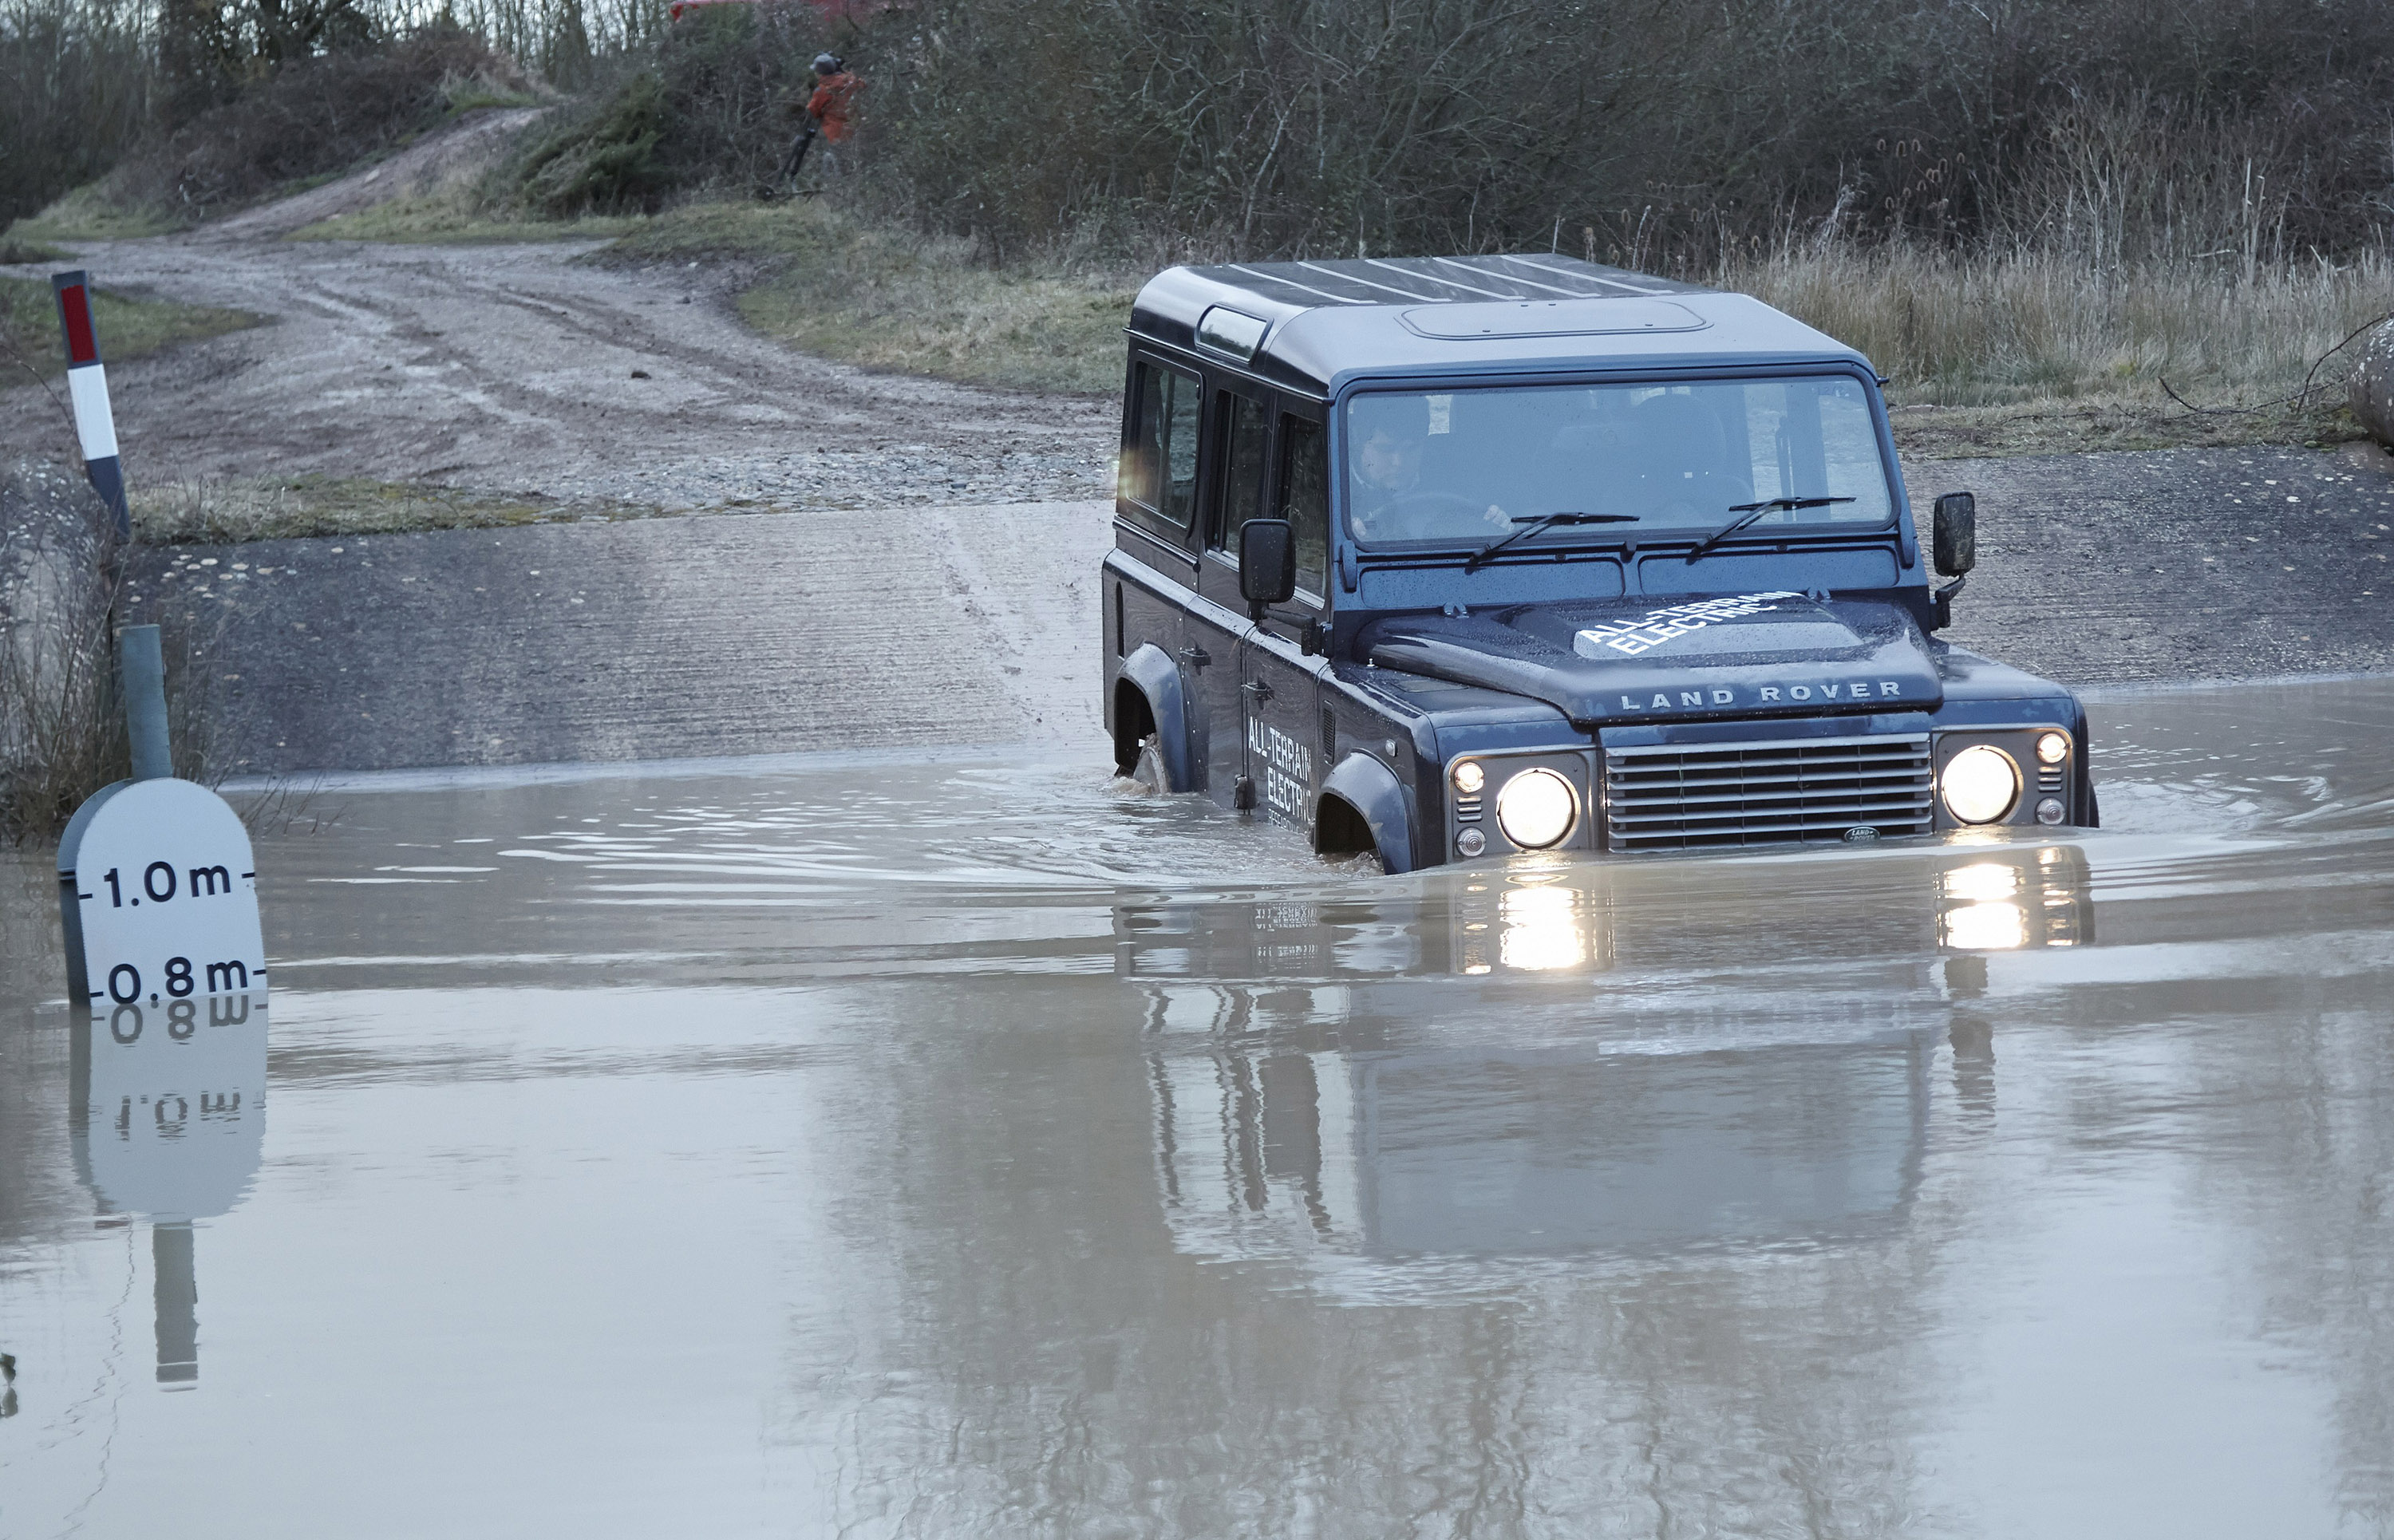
[
  {"xmin": 0, "ymin": 274, "xmax": 256, "ymax": 378},
  {"xmin": 607, "ymin": 201, "xmax": 1138, "ymax": 397}
]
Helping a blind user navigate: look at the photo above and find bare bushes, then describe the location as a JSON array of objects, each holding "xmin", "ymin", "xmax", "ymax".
[
  {"xmin": 60, "ymin": 25, "xmax": 539, "ymax": 228},
  {"xmin": 511, "ymin": 1, "xmax": 828, "ymax": 214},
  {"xmin": 851, "ymin": 0, "xmax": 2394, "ymax": 266},
  {"xmin": 1, "ymin": 461, "xmax": 119, "ymax": 842},
  {"xmin": 0, "ymin": 0, "xmax": 154, "ymax": 227},
  {"xmin": 1, "ymin": 462, "xmax": 218, "ymax": 843}
]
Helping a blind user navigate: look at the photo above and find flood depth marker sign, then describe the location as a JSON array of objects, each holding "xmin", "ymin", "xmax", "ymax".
[{"xmin": 59, "ymin": 779, "xmax": 267, "ymax": 1008}]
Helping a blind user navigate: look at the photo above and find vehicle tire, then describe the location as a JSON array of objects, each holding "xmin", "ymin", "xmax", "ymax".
[{"xmin": 1131, "ymin": 733, "xmax": 1171, "ymax": 792}]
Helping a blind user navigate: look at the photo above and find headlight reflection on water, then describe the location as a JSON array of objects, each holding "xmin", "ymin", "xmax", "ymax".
[
  {"xmin": 1940, "ymin": 860, "xmax": 2021, "ymax": 905},
  {"xmin": 1941, "ymin": 900, "xmax": 2029, "ymax": 951},
  {"xmin": 1936, "ymin": 851, "xmax": 2090, "ymax": 951},
  {"xmin": 1498, "ymin": 882, "xmax": 1587, "ymax": 972}
]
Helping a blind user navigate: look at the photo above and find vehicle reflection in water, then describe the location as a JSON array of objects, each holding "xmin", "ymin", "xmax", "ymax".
[
  {"xmin": 69, "ymin": 993, "xmax": 269, "ymax": 1387},
  {"xmin": 1120, "ymin": 845, "xmax": 2090, "ymax": 1287}
]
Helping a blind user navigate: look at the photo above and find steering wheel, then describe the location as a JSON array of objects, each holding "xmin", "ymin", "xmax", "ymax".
[{"xmin": 1361, "ymin": 490, "xmax": 1486, "ymax": 539}]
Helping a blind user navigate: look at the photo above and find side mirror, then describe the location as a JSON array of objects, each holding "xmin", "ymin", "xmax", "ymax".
[
  {"xmin": 1933, "ymin": 492, "xmax": 1977, "ymax": 577},
  {"xmin": 1238, "ymin": 519, "xmax": 1296, "ymax": 618}
]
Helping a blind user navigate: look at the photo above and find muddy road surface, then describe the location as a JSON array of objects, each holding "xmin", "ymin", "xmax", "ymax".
[
  {"xmin": 6, "ymin": 674, "xmax": 2394, "ymax": 1537},
  {"xmin": 2, "ymin": 233, "xmax": 1114, "ymax": 509}
]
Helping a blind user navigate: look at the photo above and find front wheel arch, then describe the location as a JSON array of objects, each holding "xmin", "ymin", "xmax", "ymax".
[{"xmin": 1315, "ymin": 752, "xmax": 1418, "ymax": 874}]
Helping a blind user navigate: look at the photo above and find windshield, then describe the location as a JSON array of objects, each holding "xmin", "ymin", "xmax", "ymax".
[{"xmin": 1342, "ymin": 377, "xmax": 1894, "ymax": 548}]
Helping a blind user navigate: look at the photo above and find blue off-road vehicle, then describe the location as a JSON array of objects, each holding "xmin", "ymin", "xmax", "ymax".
[{"xmin": 1102, "ymin": 255, "xmax": 2095, "ymax": 870}]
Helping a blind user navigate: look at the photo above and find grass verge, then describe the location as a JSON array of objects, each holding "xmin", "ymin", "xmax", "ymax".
[
  {"xmin": 0, "ymin": 237, "xmax": 70, "ymax": 265},
  {"xmin": 606, "ymin": 199, "xmax": 1139, "ymax": 397},
  {"xmin": 285, "ymin": 195, "xmax": 642, "ymax": 244},
  {"xmin": 0, "ymin": 275, "xmax": 257, "ymax": 380},
  {"xmin": 2, "ymin": 183, "xmax": 180, "ymax": 245},
  {"xmin": 132, "ymin": 475, "xmax": 665, "ymax": 543}
]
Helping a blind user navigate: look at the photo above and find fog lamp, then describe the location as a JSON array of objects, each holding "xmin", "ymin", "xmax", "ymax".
[
  {"xmin": 1495, "ymin": 768, "xmax": 1577, "ymax": 849},
  {"xmin": 1452, "ymin": 760, "xmax": 1485, "ymax": 795},
  {"xmin": 1942, "ymin": 745, "xmax": 2021, "ymax": 825},
  {"xmin": 2036, "ymin": 731, "xmax": 2071, "ymax": 765}
]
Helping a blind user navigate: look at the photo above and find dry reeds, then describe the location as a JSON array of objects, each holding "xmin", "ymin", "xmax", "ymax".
[{"xmin": 1730, "ymin": 244, "xmax": 2394, "ymax": 413}]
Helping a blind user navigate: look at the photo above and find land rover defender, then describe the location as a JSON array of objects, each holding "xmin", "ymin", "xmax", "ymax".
[{"xmin": 1102, "ymin": 255, "xmax": 2094, "ymax": 870}]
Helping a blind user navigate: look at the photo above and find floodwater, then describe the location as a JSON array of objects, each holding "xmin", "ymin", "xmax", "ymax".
[{"xmin": 4, "ymin": 677, "xmax": 2394, "ymax": 1539}]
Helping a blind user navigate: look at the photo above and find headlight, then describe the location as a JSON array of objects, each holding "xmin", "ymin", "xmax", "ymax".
[
  {"xmin": 1452, "ymin": 760, "xmax": 1485, "ymax": 795},
  {"xmin": 1942, "ymin": 745, "xmax": 2021, "ymax": 825},
  {"xmin": 1495, "ymin": 768, "xmax": 1577, "ymax": 849},
  {"xmin": 2036, "ymin": 731, "xmax": 2071, "ymax": 765}
]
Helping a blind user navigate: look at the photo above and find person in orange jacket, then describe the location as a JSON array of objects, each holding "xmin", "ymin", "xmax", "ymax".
[{"xmin": 785, "ymin": 53, "xmax": 859, "ymax": 180}]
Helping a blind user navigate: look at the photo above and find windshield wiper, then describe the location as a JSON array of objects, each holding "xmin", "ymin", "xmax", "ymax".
[
  {"xmin": 1464, "ymin": 511, "xmax": 1639, "ymax": 573},
  {"xmin": 1685, "ymin": 496, "xmax": 1855, "ymax": 560}
]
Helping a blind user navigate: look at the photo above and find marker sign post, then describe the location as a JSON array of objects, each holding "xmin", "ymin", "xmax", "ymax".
[
  {"xmin": 50, "ymin": 270, "xmax": 128, "ymax": 539},
  {"xmin": 57, "ymin": 626, "xmax": 266, "ymax": 1011}
]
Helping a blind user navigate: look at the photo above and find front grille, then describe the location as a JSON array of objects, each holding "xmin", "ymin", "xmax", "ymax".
[{"xmin": 1604, "ymin": 733, "xmax": 1935, "ymax": 851}]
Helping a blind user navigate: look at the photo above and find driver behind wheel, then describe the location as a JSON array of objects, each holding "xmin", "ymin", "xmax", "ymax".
[{"xmin": 1348, "ymin": 393, "xmax": 1509, "ymax": 543}]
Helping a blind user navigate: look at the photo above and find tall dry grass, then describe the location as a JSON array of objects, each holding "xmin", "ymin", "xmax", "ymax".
[{"xmin": 1733, "ymin": 245, "xmax": 2394, "ymax": 411}]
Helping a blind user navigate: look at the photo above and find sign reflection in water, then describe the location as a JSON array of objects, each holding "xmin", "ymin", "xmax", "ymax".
[
  {"xmin": 69, "ymin": 993, "xmax": 268, "ymax": 1386},
  {"xmin": 1119, "ymin": 846, "xmax": 2091, "ymax": 1288}
]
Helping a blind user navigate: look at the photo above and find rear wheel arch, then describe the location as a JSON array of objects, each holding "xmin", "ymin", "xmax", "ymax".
[{"xmin": 1112, "ymin": 644, "xmax": 1194, "ymax": 792}]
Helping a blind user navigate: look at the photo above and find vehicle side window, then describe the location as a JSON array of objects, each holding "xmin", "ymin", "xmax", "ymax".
[
  {"xmin": 1278, "ymin": 415, "xmax": 1328, "ymax": 597},
  {"xmin": 1124, "ymin": 361, "xmax": 1200, "ymax": 531},
  {"xmin": 1208, "ymin": 391, "xmax": 1270, "ymax": 552}
]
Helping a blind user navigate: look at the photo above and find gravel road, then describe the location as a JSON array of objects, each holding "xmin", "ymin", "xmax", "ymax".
[
  {"xmin": 1, "ymin": 232, "xmax": 1115, "ymax": 511},
  {"xmin": 9, "ymin": 188, "xmax": 2394, "ymax": 777}
]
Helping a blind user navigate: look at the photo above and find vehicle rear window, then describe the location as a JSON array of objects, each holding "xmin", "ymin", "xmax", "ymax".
[{"xmin": 1124, "ymin": 361, "xmax": 1201, "ymax": 531}]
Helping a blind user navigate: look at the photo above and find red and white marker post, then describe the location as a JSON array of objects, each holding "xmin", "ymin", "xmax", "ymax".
[{"xmin": 51, "ymin": 269, "xmax": 129, "ymax": 539}]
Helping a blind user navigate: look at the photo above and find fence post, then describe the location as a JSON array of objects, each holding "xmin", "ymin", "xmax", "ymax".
[{"xmin": 118, "ymin": 624, "xmax": 172, "ymax": 781}]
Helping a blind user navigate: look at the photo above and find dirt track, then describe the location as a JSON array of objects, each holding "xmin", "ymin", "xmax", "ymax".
[{"xmin": 0, "ymin": 229, "xmax": 1113, "ymax": 511}]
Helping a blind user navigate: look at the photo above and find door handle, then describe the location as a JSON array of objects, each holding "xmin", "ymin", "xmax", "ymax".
[
  {"xmin": 1178, "ymin": 645, "xmax": 1211, "ymax": 668},
  {"xmin": 1242, "ymin": 680, "xmax": 1274, "ymax": 702}
]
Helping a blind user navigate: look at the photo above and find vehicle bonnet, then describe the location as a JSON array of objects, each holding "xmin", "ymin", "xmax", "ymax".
[{"xmin": 1360, "ymin": 592, "xmax": 1942, "ymax": 729}]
